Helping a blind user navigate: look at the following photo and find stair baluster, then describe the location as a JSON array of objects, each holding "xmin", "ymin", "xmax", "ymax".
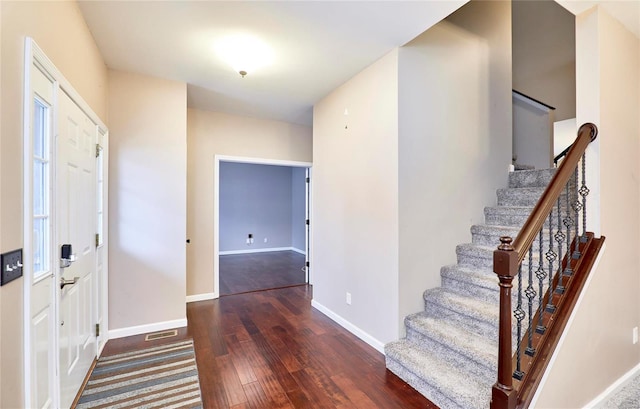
[{"xmin": 491, "ymin": 123, "xmax": 604, "ymax": 409}]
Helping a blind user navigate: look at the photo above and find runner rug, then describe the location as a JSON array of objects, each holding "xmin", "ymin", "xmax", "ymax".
[{"xmin": 76, "ymin": 340, "xmax": 202, "ymax": 409}]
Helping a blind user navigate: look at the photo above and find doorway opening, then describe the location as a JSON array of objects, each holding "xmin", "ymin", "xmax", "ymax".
[
  {"xmin": 512, "ymin": 0, "xmax": 576, "ymax": 169},
  {"xmin": 214, "ymin": 156, "xmax": 312, "ymax": 297}
]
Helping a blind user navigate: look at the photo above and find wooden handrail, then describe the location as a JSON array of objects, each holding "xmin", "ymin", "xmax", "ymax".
[
  {"xmin": 513, "ymin": 123, "xmax": 597, "ymax": 264},
  {"xmin": 490, "ymin": 123, "xmax": 598, "ymax": 409}
]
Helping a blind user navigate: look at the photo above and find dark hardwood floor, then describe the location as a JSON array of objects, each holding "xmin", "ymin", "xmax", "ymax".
[
  {"xmin": 219, "ymin": 250, "xmax": 307, "ymax": 296},
  {"xmin": 102, "ymin": 285, "xmax": 437, "ymax": 408}
]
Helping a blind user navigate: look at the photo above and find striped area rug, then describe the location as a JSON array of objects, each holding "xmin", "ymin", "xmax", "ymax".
[{"xmin": 76, "ymin": 340, "xmax": 202, "ymax": 409}]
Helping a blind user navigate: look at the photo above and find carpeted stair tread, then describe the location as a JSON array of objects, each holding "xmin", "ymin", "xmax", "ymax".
[
  {"xmin": 404, "ymin": 313, "xmax": 498, "ymax": 377},
  {"xmin": 385, "ymin": 339, "xmax": 491, "ymax": 409},
  {"xmin": 441, "ymin": 264, "xmax": 550, "ymax": 309},
  {"xmin": 509, "ymin": 168, "xmax": 556, "ymax": 188},
  {"xmin": 455, "ymin": 243, "xmax": 494, "ymax": 270},
  {"xmin": 471, "ymin": 224, "xmax": 520, "ymax": 246},
  {"xmin": 497, "ymin": 187, "xmax": 546, "ymax": 206},
  {"xmin": 424, "ymin": 287, "xmax": 499, "ymax": 338},
  {"xmin": 484, "ymin": 205, "xmax": 534, "ymax": 226},
  {"xmin": 440, "ymin": 264, "xmax": 499, "ymax": 302}
]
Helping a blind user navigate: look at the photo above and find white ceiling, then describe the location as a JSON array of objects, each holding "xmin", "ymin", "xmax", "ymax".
[
  {"xmin": 79, "ymin": 1, "xmax": 639, "ymax": 127},
  {"xmin": 78, "ymin": 1, "xmax": 466, "ymax": 126},
  {"xmin": 557, "ymin": 0, "xmax": 640, "ymax": 38}
]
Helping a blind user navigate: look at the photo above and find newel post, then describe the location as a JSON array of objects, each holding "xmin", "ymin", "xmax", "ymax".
[{"xmin": 491, "ymin": 236, "xmax": 519, "ymax": 409}]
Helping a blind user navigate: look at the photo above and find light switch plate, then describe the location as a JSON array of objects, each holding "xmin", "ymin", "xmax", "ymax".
[{"xmin": 1, "ymin": 249, "xmax": 23, "ymax": 286}]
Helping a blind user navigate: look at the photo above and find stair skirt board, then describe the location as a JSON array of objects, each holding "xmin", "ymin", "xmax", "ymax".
[{"xmin": 386, "ymin": 168, "xmax": 560, "ymax": 409}]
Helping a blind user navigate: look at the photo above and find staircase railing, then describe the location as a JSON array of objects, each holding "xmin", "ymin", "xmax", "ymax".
[
  {"xmin": 491, "ymin": 123, "xmax": 606, "ymax": 409},
  {"xmin": 553, "ymin": 144, "xmax": 572, "ymax": 167}
]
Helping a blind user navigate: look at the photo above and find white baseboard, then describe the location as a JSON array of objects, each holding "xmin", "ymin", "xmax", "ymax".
[
  {"xmin": 583, "ymin": 362, "xmax": 640, "ymax": 408},
  {"xmin": 291, "ymin": 247, "xmax": 306, "ymax": 255},
  {"xmin": 108, "ymin": 318, "xmax": 187, "ymax": 339},
  {"xmin": 311, "ymin": 299, "xmax": 385, "ymax": 354},
  {"xmin": 186, "ymin": 292, "xmax": 217, "ymax": 303},
  {"xmin": 220, "ymin": 247, "xmax": 295, "ymax": 255}
]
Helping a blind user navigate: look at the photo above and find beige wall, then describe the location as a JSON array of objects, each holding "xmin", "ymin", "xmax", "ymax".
[
  {"xmin": 0, "ymin": 1, "xmax": 108, "ymax": 407},
  {"xmin": 398, "ymin": 0, "xmax": 512, "ymax": 335},
  {"xmin": 108, "ymin": 70, "xmax": 187, "ymax": 330},
  {"xmin": 313, "ymin": 49, "xmax": 400, "ymax": 346},
  {"xmin": 186, "ymin": 109, "xmax": 312, "ymax": 296},
  {"xmin": 535, "ymin": 7, "xmax": 640, "ymax": 407},
  {"xmin": 513, "ymin": 0, "xmax": 576, "ymax": 121}
]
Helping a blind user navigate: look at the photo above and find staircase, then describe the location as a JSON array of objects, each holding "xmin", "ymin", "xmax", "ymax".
[{"xmin": 385, "ymin": 168, "xmax": 557, "ymax": 409}]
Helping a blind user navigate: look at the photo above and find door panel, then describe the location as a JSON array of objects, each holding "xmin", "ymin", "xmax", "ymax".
[
  {"xmin": 57, "ymin": 91, "xmax": 96, "ymax": 408},
  {"xmin": 32, "ymin": 302, "xmax": 52, "ymax": 409},
  {"xmin": 29, "ymin": 64, "xmax": 56, "ymax": 409}
]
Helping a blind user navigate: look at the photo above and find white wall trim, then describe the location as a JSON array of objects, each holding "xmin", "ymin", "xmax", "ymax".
[
  {"xmin": 108, "ymin": 318, "xmax": 188, "ymax": 340},
  {"xmin": 214, "ymin": 154, "xmax": 313, "ymax": 301},
  {"xmin": 186, "ymin": 293, "xmax": 216, "ymax": 303},
  {"xmin": 311, "ymin": 299, "xmax": 385, "ymax": 354},
  {"xmin": 216, "ymin": 155, "xmax": 313, "ymax": 168},
  {"xmin": 219, "ymin": 247, "xmax": 303, "ymax": 256},
  {"xmin": 291, "ymin": 247, "xmax": 306, "ymax": 255},
  {"xmin": 582, "ymin": 362, "xmax": 640, "ymax": 408},
  {"xmin": 529, "ymin": 241, "xmax": 607, "ymax": 408}
]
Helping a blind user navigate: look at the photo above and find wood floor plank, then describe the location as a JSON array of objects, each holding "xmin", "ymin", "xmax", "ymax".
[
  {"xmin": 99, "ymin": 285, "xmax": 436, "ymax": 409},
  {"xmin": 216, "ymin": 354, "xmax": 248, "ymax": 406},
  {"xmin": 242, "ymin": 381, "xmax": 274, "ymax": 409},
  {"xmin": 224, "ymin": 334, "xmax": 258, "ymax": 385},
  {"xmin": 330, "ymin": 374, "xmax": 380, "ymax": 409}
]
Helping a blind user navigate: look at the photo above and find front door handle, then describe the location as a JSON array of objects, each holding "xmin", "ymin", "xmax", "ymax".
[{"xmin": 60, "ymin": 276, "xmax": 79, "ymax": 289}]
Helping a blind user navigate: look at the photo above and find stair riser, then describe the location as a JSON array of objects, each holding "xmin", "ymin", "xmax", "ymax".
[
  {"xmin": 441, "ymin": 275, "xmax": 548, "ymax": 311},
  {"xmin": 508, "ymin": 169, "xmax": 556, "ymax": 188},
  {"xmin": 424, "ymin": 298, "xmax": 498, "ymax": 340},
  {"xmin": 484, "ymin": 206, "xmax": 567, "ymax": 227},
  {"xmin": 456, "ymin": 248, "xmax": 544, "ymax": 271},
  {"xmin": 441, "ymin": 275, "xmax": 499, "ymax": 304},
  {"xmin": 484, "ymin": 212, "xmax": 530, "ymax": 226},
  {"xmin": 405, "ymin": 327, "xmax": 496, "ymax": 381},
  {"xmin": 386, "ymin": 357, "xmax": 467, "ymax": 409},
  {"xmin": 472, "ymin": 231, "xmax": 553, "ymax": 249},
  {"xmin": 497, "ymin": 190, "xmax": 573, "ymax": 208}
]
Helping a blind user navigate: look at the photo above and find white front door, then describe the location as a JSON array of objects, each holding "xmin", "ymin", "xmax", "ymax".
[{"xmin": 57, "ymin": 91, "xmax": 97, "ymax": 408}]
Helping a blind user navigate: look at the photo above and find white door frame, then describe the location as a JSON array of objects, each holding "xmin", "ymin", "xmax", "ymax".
[
  {"xmin": 213, "ymin": 155, "xmax": 312, "ymax": 298},
  {"xmin": 22, "ymin": 38, "xmax": 109, "ymax": 408}
]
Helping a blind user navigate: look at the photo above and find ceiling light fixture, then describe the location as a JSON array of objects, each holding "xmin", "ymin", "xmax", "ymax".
[{"xmin": 215, "ymin": 34, "xmax": 274, "ymax": 78}]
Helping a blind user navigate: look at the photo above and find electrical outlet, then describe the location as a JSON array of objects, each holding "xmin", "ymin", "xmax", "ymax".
[
  {"xmin": 633, "ymin": 327, "xmax": 638, "ymax": 345},
  {"xmin": 264, "ymin": 238, "xmax": 268, "ymax": 243},
  {"xmin": 346, "ymin": 292, "xmax": 352, "ymax": 305},
  {"xmin": 246, "ymin": 238, "xmax": 251, "ymax": 245}
]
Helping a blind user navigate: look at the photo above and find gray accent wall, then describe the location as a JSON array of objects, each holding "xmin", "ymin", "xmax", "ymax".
[{"xmin": 219, "ymin": 162, "xmax": 306, "ymax": 252}]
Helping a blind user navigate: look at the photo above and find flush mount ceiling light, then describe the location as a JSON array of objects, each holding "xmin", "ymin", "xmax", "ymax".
[{"xmin": 215, "ymin": 33, "xmax": 274, "ymax": 78}]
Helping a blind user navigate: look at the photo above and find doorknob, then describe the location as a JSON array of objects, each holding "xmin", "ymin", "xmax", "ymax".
[{"xmin": 60, "ymin": 276, "xmax": 79, "ymax": 289}]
